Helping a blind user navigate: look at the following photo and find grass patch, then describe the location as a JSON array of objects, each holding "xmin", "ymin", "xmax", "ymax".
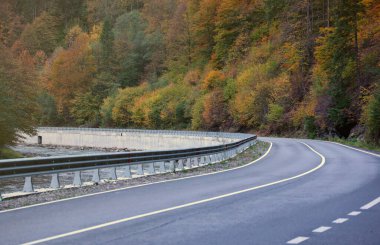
[
  {"xmin": 327, "ymin": 137, "xmax": 380, "ymax": 153},
  {"xmin": 0, "ymin": 147, "xmax": 23, "ymax": 159}
]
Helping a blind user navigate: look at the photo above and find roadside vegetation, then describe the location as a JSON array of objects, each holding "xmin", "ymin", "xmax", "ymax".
[
  {"xmin": 0, "ymin": 0, "xmax": 379, "ymax": 152},
  {"xmin": 326, "ymin": 137, "xmax": 380, "ymax": 153},
  {"xmin": 0, "ymin": 148, "xmax": 23, "ymax": 159}
]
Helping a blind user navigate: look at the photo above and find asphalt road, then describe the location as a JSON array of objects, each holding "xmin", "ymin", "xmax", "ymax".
[{"xmin": 0, "ymin": 138, "xmax": 379, "ymax": 245}]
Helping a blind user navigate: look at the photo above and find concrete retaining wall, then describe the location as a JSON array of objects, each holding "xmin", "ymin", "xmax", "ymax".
[{"xmin": 22, "ymin": 127, "xmax": 244, "ymax": 150}]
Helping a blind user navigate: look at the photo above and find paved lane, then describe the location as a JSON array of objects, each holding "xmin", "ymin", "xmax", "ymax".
[{"xmin": 1, "ymin": 138, "xmax": 379, "ymax": 244}]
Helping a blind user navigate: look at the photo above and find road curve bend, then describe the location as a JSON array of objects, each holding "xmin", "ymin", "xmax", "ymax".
[{"xmin": 0, "ymin": 138, "xmax": 379, "ymax": 245}]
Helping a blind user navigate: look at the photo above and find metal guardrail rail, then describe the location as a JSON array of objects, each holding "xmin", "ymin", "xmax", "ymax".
[{"xmin": 0, "ymin": 132, "xmax": 256, "ymax": 200}]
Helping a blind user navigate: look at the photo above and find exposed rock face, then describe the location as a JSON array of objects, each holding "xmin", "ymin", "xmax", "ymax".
[{"xmin": 349, "ymin": 125, "xmax": 365, "ymax": 141}]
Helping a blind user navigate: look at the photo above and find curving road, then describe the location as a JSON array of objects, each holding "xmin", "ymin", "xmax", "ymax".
[{"xmin": 0, "ymin": 138, "xmax": 379, "ymax": 245}]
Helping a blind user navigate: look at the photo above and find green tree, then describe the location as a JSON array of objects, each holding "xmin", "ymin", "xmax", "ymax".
[
  {"xmin": 362, "ymin": 85, "xmax": 380, "ymax": 143},
  {"xmin": 213, "ymin": 0, "xmax": 252, "ymax": 67},
  {"xmin": 314, "ymin": 0, "xmax": 363, "ymax": 137},
  {"xmin": 100, "ymin": 18, "xmax": 114, "ymax": 68},
  {"xmin": 0, "ymin": 44, "xmax": 37, "ymax": 147},
  {"xmin": 19, "ymin": 12, "xmax": 61, "ymax": 55},
  {"xmin": 114, "ymin": 11, "xmax": 161, "ymax": 87}
]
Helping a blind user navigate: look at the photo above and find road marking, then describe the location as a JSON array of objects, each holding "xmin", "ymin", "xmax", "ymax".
[
  {"xmin": 313, "ymin": 226, "xmax": 331, "ymax": 233},
  {"xmin": 0, "ymin": 142, "xmax": 273, "ymax": 214},
  {"xmin": 328, "ymin": 142, "xmax": 380, "ymax": 158},
  {"xmin": 361, "ymin": 197, "xmax": 380, "ymax": 210},
  {"xmin": 22, "ymin": 142, "xmax": 325, "ymax": 245},
  {"xmin": 348, "ymin": 211, "xmax": 361, "ymax": 216},
  {"xmin": 287, "ymin": 236, "xmax": 310, "ymax": 244},
  {"xmin": 333, "ymin": 218, "xmax": 348, "ymax": 224}
]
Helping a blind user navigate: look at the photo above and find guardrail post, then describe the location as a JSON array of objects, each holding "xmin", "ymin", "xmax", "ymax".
[
  {"xmin": 148, "ymin": 163, "xmax": 155, "ymax": 174},
  {"xmin": 50, "ymin": 174, "xmax": 60, "ymax": 189},
  {"xmin": 218, "ymin": 153, "xmax": 223, "ymax": 161},
  {"xmin": 193, "ymin": 157, "xmax": 199, "ymax": 167},
  {"xmin": 186, "ymin": 158, "xmax": 192, "ymax": 169},
  {"xmin": 23, "ymin": 176, "xmax": 34, "ymax": 192},
  {"xmin": 137, "ymin": 164, "xmax": 144, "ymax": 175},
  {"xmin": 122, "ymin": 165, "xmax": 131, "ymax": 178},
  {"xmin": 158, "ymin": 162, "xmax": 165, "ymax": 173},
  {"xmin": 215, "ymin": 154, "xmax": 219, "ymax": 162},
  {"xmin": 0, "ymin": 193, "xmax": 2, "ymax": 202},
  {"xmin": 73, "ymin": 171, "xmax": 82, "ymax": 186},
  {"xmin": 220, "ymin": 151, "xmax": 226, "ymax": 161},
  {"xmin": 110, "ymin": 167, "xmax": 117, "ymax": 180},
  {"xmin": 177, "ymin": 159, "xmax": 184, "ymax": 170},
  {"xmin": 169, "ymin": 160, "xmax": 175, "ymax": 172},
  {"xmin": 211, "ymin": 154, "xmax": 216, "ymax": 163},
  {"xmin": 226, "ymin": 150, "xmax": 231, "ymax": 159},
  {"xmin": 92, "ymin": 169, "xmax": 100, "ymax": 183},
  {"xmin": 199, "ymin": 156, "xmax": 204, "ymax": 166},
  {"xmin": 205, "ymin": 156, "xmax": 211, "ymax": 165}
]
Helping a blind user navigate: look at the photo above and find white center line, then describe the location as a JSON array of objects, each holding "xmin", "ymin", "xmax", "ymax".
[
  {"xmin": 287, "ymin": 236, "xmax": 310, "ymax": 244},
  {"xmin": 361, "ymin": 197, "xmax": 380, "ymax": 210},
  {"xmin": 333, "ymin": 218, "xmax": 348, "ymax": 224},
  {"xmin": 313, "ymin": 226, "xmax": 331, "ymax": 233},
  {"xmin": 348, "ymin": 211, "xmax": 361, "ymax": 216}
]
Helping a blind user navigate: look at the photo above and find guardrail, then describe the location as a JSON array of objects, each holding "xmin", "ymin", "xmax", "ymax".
[{"xmin": 0, "ymin": 133, "xmax": 256, "ymax": 201}]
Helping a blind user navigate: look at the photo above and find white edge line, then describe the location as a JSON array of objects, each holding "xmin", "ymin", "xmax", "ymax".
[
  {"xmin": 22, "ymin": 142, "xmax": 325, "ymax": 245},
  {"xmin": 326, "ymin": 141, "xmax": 380, "ymax": 158},
  {"xmin": 0, "ymin": 142, "xmax": 273, "ymax": 214}
]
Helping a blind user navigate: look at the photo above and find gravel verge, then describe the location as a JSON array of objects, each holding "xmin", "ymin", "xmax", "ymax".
[{"xmin": 0, "ymin": 140, "xmax": 270, "ymax": 211}]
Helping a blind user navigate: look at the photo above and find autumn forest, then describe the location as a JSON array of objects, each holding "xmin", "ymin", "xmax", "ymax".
[{"xmin": 0, "ymin": 0, "xmax": 379, "ymax": 151}]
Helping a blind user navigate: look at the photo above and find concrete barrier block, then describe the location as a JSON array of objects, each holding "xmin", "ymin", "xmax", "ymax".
[
  {"xmin": 136, "ymin": 164, "xmax": 144, "ymax": 175},
  {"xmin": 158, "ymin": 162, "xmax": 165, "ymax": 173},
  {"xmin": 169, "ymin": 160, "xmax": 175, "ymax": 172},
  {"xmin": 199, "ymin": 156, "xmax": 205, "ymax": 165},
  {"xmin": 122, "ymin": 165, "xmax": 131, "ymax": 178},
  {"xmin": 193, "ymin": 157, "xmax": 199, "ymax": 167},
  {"xmin": 50, "ymin": 174, "xmax": 60, "ymax": 189},
  {"xmin": 186, "ymin": 158, "xmax": 192, "ymax": 168},
  {"xmin": 211, "ymin": 154, "xmax": 216, "ymax": 163},
  {"xmin": 23, "ymin": 176, "xmax": 34, "ymax": 192},
  {"xmin": 177, "ymin": 159, "xmax": 184, "ymax": 170},
  {"xmin": 148, "ymin": 163, "xmax": 155, "ymax": 174},
  {"xmin": 92, "ymin": 169, "xmax": 100, "ymax": 182},
  {"xmin": 73, "ymin": 171, "xmax": 82, "ymax": 187},
  {"xmin": 110, "ymin": 167, "xmax": 117, "ymax": 180}
]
